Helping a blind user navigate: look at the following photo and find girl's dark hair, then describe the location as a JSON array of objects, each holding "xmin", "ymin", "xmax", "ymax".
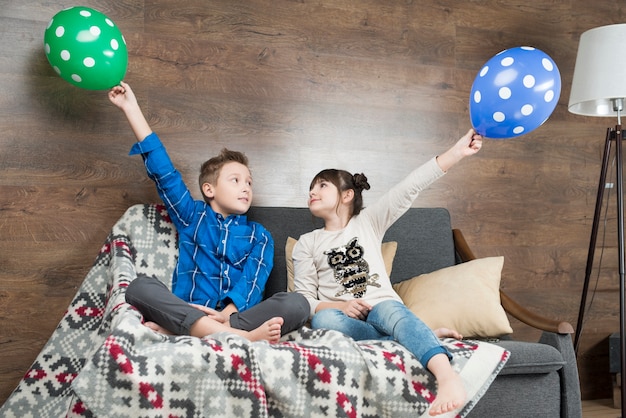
[{"xmin": 310, "ymin": 169, "xmax": 371, "ymax": 216}]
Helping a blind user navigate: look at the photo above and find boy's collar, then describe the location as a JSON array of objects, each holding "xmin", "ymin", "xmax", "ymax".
[{"xmin": 213, "ymin": 209, "xmax": 247, "ymax": 223}]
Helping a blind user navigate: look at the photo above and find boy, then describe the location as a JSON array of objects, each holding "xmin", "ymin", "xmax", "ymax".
[{"xmin": 109, "ymin": 81, "xmax": 309, "ymax": 343}]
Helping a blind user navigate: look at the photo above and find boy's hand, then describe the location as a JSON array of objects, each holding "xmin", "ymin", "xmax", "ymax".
[
  {"xmin": 108, "ymin": 80, "xmax": 138, "ymax": 111},
  {"xmin": 189, "ymin": 303, "xmax": 229, "ymax": 323},
  {"xmin": 107, "ymin": 80, "xmax": 152, "ymax": 141}
]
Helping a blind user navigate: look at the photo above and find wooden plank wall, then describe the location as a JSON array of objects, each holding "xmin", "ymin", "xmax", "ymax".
[{"xmin": 1, "ymin": 0, "xmax": 622, "ymax": 403}]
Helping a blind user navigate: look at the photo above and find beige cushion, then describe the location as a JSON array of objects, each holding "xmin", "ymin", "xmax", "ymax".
[
  {"xmin": 285, "ymin": 237, "xmax": 397, "ymax": 292},
  {"xmin": 392, "ymin": 256, "xmax": 512, "ymax": 338}
]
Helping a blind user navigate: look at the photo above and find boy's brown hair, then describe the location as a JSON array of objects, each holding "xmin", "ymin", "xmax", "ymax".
[{"xmin": 199, "ymin": 148, "xmax": 249, "ymax": 202}]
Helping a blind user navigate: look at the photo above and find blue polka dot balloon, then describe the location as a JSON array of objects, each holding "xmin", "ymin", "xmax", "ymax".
[{"xmin": 470, "ymin": 46, "xmax": 561, "ymax": 139}]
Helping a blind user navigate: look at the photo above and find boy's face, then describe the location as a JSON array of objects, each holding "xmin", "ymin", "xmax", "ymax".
[{"xmin": 202, "ymin": 161, "xmax": 253, "ymax": 217}]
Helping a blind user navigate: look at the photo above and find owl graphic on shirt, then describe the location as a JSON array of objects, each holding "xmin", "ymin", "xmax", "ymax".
[{"xmin": 324, "ymin": 237, "xmax": 381, "ymax": 298}]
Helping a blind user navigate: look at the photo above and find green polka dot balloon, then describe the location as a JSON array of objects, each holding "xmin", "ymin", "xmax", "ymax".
[{"xmin": 44, "ymin": 7, "xmax": 127, "ymax": 90}]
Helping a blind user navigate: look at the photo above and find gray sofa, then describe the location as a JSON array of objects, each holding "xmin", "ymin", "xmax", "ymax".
[{"xmin": 248, "ymin": 206, "xmax": 582, "ymax": 418}]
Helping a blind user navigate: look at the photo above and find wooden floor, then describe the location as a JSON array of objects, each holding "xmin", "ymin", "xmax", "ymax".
[{"xmin": 583, "ymin": 399, "xmax": 621, "ymax": 418}]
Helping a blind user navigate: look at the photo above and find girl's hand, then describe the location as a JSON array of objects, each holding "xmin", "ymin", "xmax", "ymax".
[
  {"xmin": 340, "ymin": 299, "xmax": 372, "ymax": 320},
  {"xmin": 456, "ymin": 128, "xmax": 483, "ymax": 157},
  {"xmin": 436, "ymin": 128, "xmax": 483, "ymax": 171}
]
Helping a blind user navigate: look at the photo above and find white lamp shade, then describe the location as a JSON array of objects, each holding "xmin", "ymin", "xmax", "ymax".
[{"xmin": 568, "ymin": 23, "xmax": 626, "ymax": 117}]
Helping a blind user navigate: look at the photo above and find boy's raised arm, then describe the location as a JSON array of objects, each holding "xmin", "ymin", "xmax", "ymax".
[{"xmin": 108, "ymin": 81, "xmax": 152, "ymax": 142}]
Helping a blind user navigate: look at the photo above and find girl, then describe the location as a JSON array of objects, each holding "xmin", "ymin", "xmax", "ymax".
[{"xmin": 292, "ymin": 129, "xmax": 482, "ymax": 416}]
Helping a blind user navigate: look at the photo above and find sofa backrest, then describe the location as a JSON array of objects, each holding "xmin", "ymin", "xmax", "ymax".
[{"xmin": 246, "ymin": 206, "xmax": 457, "ymax": 298}]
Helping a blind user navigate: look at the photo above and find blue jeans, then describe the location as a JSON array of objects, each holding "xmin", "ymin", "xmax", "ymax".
[{"xmin": 311, "ymin": 299, "xmax": 451, "ymax": 367}]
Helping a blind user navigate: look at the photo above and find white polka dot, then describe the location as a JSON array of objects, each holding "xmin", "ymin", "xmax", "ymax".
[
  {"xmin": 60, "ymin": 50, "xmax": 70, "ymax": 61},
  {"xmin": 105, "ymin": 18, "xmax": 114, "ymax": 27},
  {"xmin": 480, "ymin": 66, "xmax": 489, "ymax": 77},
  {"xmin": 501, "ymin": 57, "xmax": 514, "ymax": 67},
  {"xmin": 521, "ymin": 104, "xmax": 534, "ymax": 116},
  {"xmin": 53, "ymin": 66, "xmax": 61, "ymax": 74},
  {"xmin": 542, "ymin": 58, "xmax": 554, "ymax": 71},
  {"xmin": 111, "ymin": 39, "xmax": 119, "ymax": 50},
  {"xmin": 55, "ymin": 26, "xmax": 65, "ymax": 37},
  {"xmin": 44, "ymin": 44, "xmax": 50, "ymax": 54},
  {"xmin": 523, "ymin": 75, "xmax": 536, "ymax": 88},
  {"xmin": 493, "ymin": 112, "xmax": 506, "ymax": 122},
  {"xmin": 90, "ymin": 26, "xmax": 101, "ymax": 37},
  {"xmin": 83, "ymin": 57, "xmax": 95, "ymax": 67},
  {"xmin": 80, "ymin": 10, "xmax": 92, "ymax": 17},
  {"xmin": 521, "ymin": 46, "xmax": 535, "ymax": 51},
  {"xmin": 473, "ymin": 90, "xmax": 482, "ymax": 103},
  {"xmin": 544, "ymin": 90, "xmax": 555, "ymax": 102},
  {"xmin": 499, "ymin": 87, "xmax": 512, "ymax": 99},
  {"xmin": 72, "ymin": 74, "xmax": 82, "ymax": 82},
  {"xmin": 513, "ymin": 126, "xmax": 525, "ymax": 134}
]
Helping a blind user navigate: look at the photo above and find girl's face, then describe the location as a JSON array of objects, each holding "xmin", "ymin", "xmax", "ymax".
[{"xmin": 308, "ymin": 179, "xmax": 340, "ymax": 218}]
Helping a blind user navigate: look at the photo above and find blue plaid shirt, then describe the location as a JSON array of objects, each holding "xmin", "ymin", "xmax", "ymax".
[{"xmin": 129, "ymin": 133, "xmax": 274, "ymax": 311}]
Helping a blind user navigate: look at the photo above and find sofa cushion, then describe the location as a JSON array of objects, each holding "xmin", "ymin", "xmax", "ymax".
[
  {"xmin": 285, "ymin": 237, "xmax": 397, "ymax": 292},
  {"xmin": 393, "ymin": 256, "xmax": 513, "ymax": 338}
]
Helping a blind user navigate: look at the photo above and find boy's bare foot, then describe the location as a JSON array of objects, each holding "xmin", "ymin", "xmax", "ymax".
[
  {"xmin": 144, "ymin": 321, "xmax": 174, "ymax": 335},
  {"xmin": 240, "ymin": 317, "xmax": 284, "ymax": 343},
  {"xmin": 434, "ymin": 327, "xmax": 462, "ymax": 340},
  {"xmin": 191, "ymin": 314, "xmax": 284, "ymax": 342}
]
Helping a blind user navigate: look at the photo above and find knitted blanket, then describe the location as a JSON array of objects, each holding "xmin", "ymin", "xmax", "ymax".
[{"xmin": 0, "ymin": 204, "xmax": 509, "ymax": 418}]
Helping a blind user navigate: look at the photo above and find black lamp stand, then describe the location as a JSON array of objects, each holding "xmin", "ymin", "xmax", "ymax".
[{"xmin": 574, "ymin": 122, "xmax": 626, "ymax": 415}]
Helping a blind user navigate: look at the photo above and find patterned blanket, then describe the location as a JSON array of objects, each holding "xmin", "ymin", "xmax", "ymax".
[{"xmin": 0, "ymin": 204, "xmax": 509, "ymax": 418}]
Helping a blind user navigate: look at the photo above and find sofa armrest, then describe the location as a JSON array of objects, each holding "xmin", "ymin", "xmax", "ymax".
[
  {"xmin": 452, "ymin": 229, "xmax": 574, "ymax": 335},
  {"xmin": 538, "ymin": 331, "xmax": 583, "ymax": 418}
]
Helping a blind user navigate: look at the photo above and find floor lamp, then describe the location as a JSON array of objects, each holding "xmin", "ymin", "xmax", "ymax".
[{"xmin": 568, "ymin": 23, "xmax": 626, "ymax": 414}]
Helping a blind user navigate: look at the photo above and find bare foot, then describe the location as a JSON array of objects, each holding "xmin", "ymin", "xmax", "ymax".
[
  {"xmin": 429, "ymin": 370, "xmax": 466, "ymax": 416},
  {"xmin": 434, "ymin": 327, "xmax": 462, "ymax": 340},
  {"xmin": 241, "ymin": 317, "xmax": 283, "ymax": 343},
  {"xmin": 144, "ymin": 321, "xmax": 174, "ymax": 335},
  {"xmin": 426, "ymin": 353, "xmax": 466, "ymax": 416}
]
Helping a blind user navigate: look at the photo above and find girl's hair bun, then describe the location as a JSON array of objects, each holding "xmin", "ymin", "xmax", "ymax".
[{"xmin": 352, "ymin": 173, "xmax": 370, "ymax": 191}]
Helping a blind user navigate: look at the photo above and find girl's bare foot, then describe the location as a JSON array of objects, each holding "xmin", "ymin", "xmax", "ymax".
[
  {"xmin": 429, "ymin": 371, "xmax": 466, "ymax": 416},
  {"xmin": 144, "ymin": 321, "xmax": 174, "ymax": 335},
  {"xmin": 426, "ymin": 353, "xmax": 466, "ymax": 416},
  {"xmin": 434, "ymin": 327, "xmax": 462, "ymax": 340}
]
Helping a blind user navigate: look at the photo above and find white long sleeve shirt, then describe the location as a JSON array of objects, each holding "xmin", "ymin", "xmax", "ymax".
[{"xmin": 293, "ymin": 157, "xmax": 445, "ymax": 318}]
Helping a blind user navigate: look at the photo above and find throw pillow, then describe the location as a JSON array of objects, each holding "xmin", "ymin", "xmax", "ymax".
[
  {"xmin": 392, "ymin": 256, "xmax": 513, "ymax": 338},
  {"xmin": 285, "ymin": 237, "xmax": 397, "ymax": 292}
]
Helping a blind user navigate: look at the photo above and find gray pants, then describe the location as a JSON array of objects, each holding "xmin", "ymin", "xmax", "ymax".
[{"xmin": 125, "ymin": 274, "xmax": 309, "ymax": 336}]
